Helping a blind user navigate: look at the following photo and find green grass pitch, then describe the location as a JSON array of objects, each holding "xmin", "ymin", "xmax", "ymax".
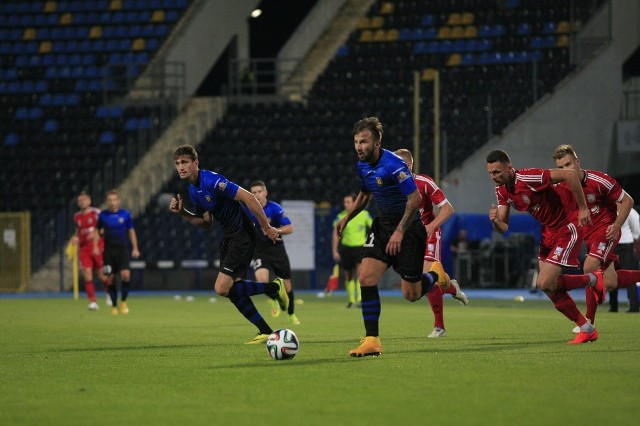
[{"xmin": 1, "ymin": 293, "xmax": 638, "ymax": 425}]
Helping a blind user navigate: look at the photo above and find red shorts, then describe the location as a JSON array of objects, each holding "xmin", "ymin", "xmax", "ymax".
[
  {"xmin": 538, "ymin": 222, "xmax": 583, "ymax": 268},
  {"xmin": 79, "ymin": 246, "xmax": 103, "ymax": 271},
  {"xmin": 584, "ymin": 224, "xmax": 619, "ymax": 270},
  {"xmin": 424, "ymin": 228, "xmax": 442, "ymax": 262}
]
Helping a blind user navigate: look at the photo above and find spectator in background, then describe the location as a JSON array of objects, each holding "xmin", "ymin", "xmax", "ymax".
[
  {"xmin": 98, "ymin": 190, "xmax": 140, "ymax": 315},
  {"xmin": 450, "ymin": 228, "xmax": 469, "ymax": 257},
  {"xmin": 71, "ymin": 191, "xmax": 107, "ymax": 311},
  {"xmin": 394, "ymin": 149, "xmax": 468, "ymax": 338},
  {"xmin": 332, "ymin": 193, "xmax": 373, "ymax": 308},
  {"xmin": 247, "ymin": 180, "xmax": 300, "ymax": 325},
  {"xmin": 609, "ymin": 207, "xmax": 640, "ymax": 312}
]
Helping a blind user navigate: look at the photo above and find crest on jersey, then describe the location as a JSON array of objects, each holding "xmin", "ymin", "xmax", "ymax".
[
  {"xmin": 118, "ymin": 218, "xmax": 124, "ymax": 224},
  {"xmin": 205, "ymin": 195, "xmax": 211, "ymax": 202},
  {"xmin": 376, "ymin": 177, "xmax": 383, "ymax": 186},
  {"xmin": 587, "ymin": 193, "xmax": 596, "ymax": 203},
  {"xmin": 521, "ymin": 195, "xmax": 530, "ymax": 204},
  {"xmin": 551, "ymin": 246, "xmax": 563, "ymax": 260}
]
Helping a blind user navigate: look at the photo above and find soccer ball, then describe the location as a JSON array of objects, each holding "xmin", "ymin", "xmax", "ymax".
[{"xmin": 266, "ymin": 328, "xmax": 299, "ymax": 360}]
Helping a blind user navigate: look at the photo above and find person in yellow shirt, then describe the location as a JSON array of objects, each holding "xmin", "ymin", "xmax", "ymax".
[{"xmin": 332, "ymin": 193, "xmax": 373, "ymax": 308}]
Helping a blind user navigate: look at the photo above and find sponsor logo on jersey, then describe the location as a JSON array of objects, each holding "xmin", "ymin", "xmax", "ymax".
[
  {"xmin": 218, "ymin": 181, "xmax": 227, "ymax": 191},
  {"xmin": 398, "ymin": 171, "xmax": 409, "ymax": 183},
  {"xmin": 521, "ymin": 195, "xmax": 530, "ymax": 204}
]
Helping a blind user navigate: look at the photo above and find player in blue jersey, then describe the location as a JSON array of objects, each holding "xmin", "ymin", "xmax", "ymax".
[
  {"xmin": 97, "ymin": 190, "xmax": 140, "ymax": 315},
  {"xmin": 247, "ymin": 180, "xmax": 300, "ymax": 325},
  {"xmin": 335, "ymin": 117, "xmax": 451, "ymax": 357},
  {"xmin": 169, "ymin": 144, "xmax": 289, "ymax": 345}
]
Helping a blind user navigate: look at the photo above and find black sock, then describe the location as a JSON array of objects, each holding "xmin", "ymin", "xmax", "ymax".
[
  {"xmin": 228, "ymin": 280, "xmax": 277, "ymax": 298},
  {"xmin": 360, "ymin": 285, "xmax": 380, "ymax": 336},
  {"xmin": 229, "ymin": 295, "xmax": 272, "ymax": 335},
  {"xmin": 287, "ymin": 290, "xmax": 295, "ymax": 315},
  {"xmin": 421, "ymin": 272, "xmax": 436, "ymax": 296},
  {"xmin": 108, "ymin": 284, "xmax": 118, "ymax": 307},
  {"xmin": 121, "ymin": 281, "xmax": 130, "ymax": 301}
]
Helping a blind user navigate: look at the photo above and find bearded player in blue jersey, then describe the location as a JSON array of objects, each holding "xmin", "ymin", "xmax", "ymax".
[
  {"xmin": 335, "ymin": 117, "xmax": 451, "ymax": 357},
  {"xmin": 169, "ymin": 144, "xmax": 289, "ymax": 345},
  {"xmin": 246, "ymin": 180, "xmax": 300, "ymax": 325}
]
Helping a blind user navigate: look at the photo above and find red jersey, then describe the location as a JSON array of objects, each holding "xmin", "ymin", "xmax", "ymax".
[
  {"xmin": 414, "ymin": 173, "xmax": 448, "ymax": 226},
  {"xmin": 495, "ymin": 168, "xmax": 578, "ymax": 229},
  {"xmin": 74, "ymin": 207, "xmax": 103, "ymax": 248},
  {"xmin": 559, "ymin": 169, "xmax": 624, "ymax": 233}
]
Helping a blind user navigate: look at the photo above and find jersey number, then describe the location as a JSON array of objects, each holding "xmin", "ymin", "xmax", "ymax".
[{"xmin": 363, "ymin": 232, "xmax": 375, "ymax": 248}]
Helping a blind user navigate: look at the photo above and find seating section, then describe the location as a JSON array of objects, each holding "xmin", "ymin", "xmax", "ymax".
[
  {"xmin": 133, "ymin": 0, "xmax": 606, "ymax": 262},
  {"xmin": 0, "ymin": 0, "xmax": 190, "ymax": 269}
]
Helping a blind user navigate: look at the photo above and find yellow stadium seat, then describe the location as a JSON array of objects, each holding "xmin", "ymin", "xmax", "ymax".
[
  {"xmin": 447, "ymin": 13, "xmax": 461, "ymax": 26},
  {"xmin": 357, "ymin": 17, "xmax": 370, "ymax": 29},
  {"xmin": 151, "ymin": 9, "xmax": 165, "ymax": 22},
  {"xmin": 557, "ymin": 20, "xmax": 571, "ymax": 33},
  {"xmin": 446, "ymin": 54, "xmax": 462, "ymax": 66},
  {"xmin": 556, "ymin": 35, "xmax": 570, "ymax": 47},
  {"xmin": 461, "ymin": 12, "xmax": 475, "ymax": 25},
  {"xmin": 572, "ymin": 20, "xmax": 582, "ymax": 31},
  {"xmin": 421, "ymin": 68, "xmax": 438, "ymax": 81},
  {"xmin": 379, "ymin": 2, "xmax": 394, "ymax": 15},
  {"xmin": 39, "ymin": 41, "xmax": 52, "ymax": 54},
  {"xmin": 359, "ymin": 30, "xmax": 373, "ymax": 42},
  {"xmin": 464, "ymin": 25, "xmax": 478, "ymax": 38},
  {"xmin": 44, "ymin": 1, "xmax": 57, "ymax": 13},
  {"xmin": 373, "ymin": 29, "xmax": 386, "ymax": 42},
  {"xmin": 385, "ymin": 28, "xmax": 399, "ymax": 42},
  {"xmin": 110, "ymin": 0, "xmax": 122, "ymax": 11},
  {"xmin": 451, "ymin": 26, "xmax": 465, "ymax": 39},
  {"xmin": 59, "ymin": 12, "xmax": 73, "ymax": 25},
  {"xmin": 132, "ymin": 38, "xmax": 146, "ymax": 51},
  {"xmin": 438, "ymin": 27, "xmax": 452, "ymax": 39},
  {"xmin": 369, "ymin": 16, "xmax": 384, "ymax": 29},
  {"xmin": 23, "ymin": 28, "xmax": 37, "ymax": 41},
  {"xmin": 89, "ymin": 26, "xmax": 102, "ymax": 39}
]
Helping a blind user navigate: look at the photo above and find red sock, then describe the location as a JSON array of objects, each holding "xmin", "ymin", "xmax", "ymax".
[
  {"xmin": 85, "ymin": 281, "xmax": 96, "ymax": 302},
  {"xmin": 442, "ymin": 283, "xmax": 456, "ymax": 296},
  {"xmin": 427, "ymin": 285, "xmax": 445, "ymax": 329},
  {"xmin": 616, "ymin": 270, "xmax": 640, "ymax": 289},
  {"xmin": 546, "ymin": 291, "xmax": 587, "ymax": 326},
  {"xmin": 556, "ymin": 274, "xmax": 591, "ymax": 291},
  {"xmin": 584, "ymin": 287, "xmax": 597, "ymax": 324}
]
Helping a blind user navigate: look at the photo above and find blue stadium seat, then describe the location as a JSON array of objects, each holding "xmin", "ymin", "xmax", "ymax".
[
  {"xmin": 3, "ymin": 133, "xmax": 19, "ymax": 146},
  {"xmin": 99, "ymin": 130, "xmax": 116, "ymax": 144},
  {"xmin": 43, "ymin": 119, "xmax": 59, "ymax": 134}
]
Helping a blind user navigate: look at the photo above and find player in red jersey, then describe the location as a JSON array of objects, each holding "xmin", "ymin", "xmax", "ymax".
[
  {"xmin": 486, "ymin": 150, "xmax": 606, "ymax": 344},
  {"xmin": 71, "ymin": 191, "xmax": 107, "ymax": 310},
  {"xmin": 552, "ymin": 145, "xmax": 637, "ymax": 330},
  {"xmin": 394, "ymin": 149, "xmax": 468, "ymax": 338}
]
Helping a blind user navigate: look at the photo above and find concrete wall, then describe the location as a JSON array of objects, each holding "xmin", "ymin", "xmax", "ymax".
[
  {"xmin": 441, "ymin": 0, "xmax": 640, "ymax": 213},
  {"xmin": 161, "ymin": 0, "xmax": 259, "ymax": 96}
]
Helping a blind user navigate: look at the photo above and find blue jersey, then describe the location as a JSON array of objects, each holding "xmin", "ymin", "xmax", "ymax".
[
  {"xmin": 358, "ymin": 148, "xmax": 418, "ymax": 220},
  {"xmin": 187, "ymin": 169, "xmax": 248, "ymax": 235},
  {"xmin": 244, "ymin": 200, "xmax": 291, "ymax": 247},
  {"xmin": 98, "ymin": 209, "xmax": 134, "ymax": 246}
]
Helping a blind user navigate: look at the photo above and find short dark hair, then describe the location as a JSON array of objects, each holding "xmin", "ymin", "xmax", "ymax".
[
  {"xmin": 352, "ymin": 116, "xmax": 383, "ymax": 141},
  {"xmin": 250, "ymin": 180, "xmax": 266, "ymax": 189},
  {"xmin": 173, "ymin": 144, "xmax": 198, "ymax": 161},
  {"xmin": 486, "ymin": 149, "xmax": 510, "ymax": 164}
]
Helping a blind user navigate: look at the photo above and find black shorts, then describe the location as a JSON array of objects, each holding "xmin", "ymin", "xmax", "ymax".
[
  {"xmin": 338, "ymin": 245, "xmax": 363, "ymax": 271},
  {"xmin": 219, "ymin": 220, "xmax": 256, "ymax": 280},
  {"xmin": 362, "ymin": 216, "xmax": 426, "ymax": 283},
  {"xmin": 103, "ymin": 243, "xmax": 130, "ymax": 275},
  {"xmin": 252, "ymin": 244, "xmax": 291, "ymax": 279}
]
